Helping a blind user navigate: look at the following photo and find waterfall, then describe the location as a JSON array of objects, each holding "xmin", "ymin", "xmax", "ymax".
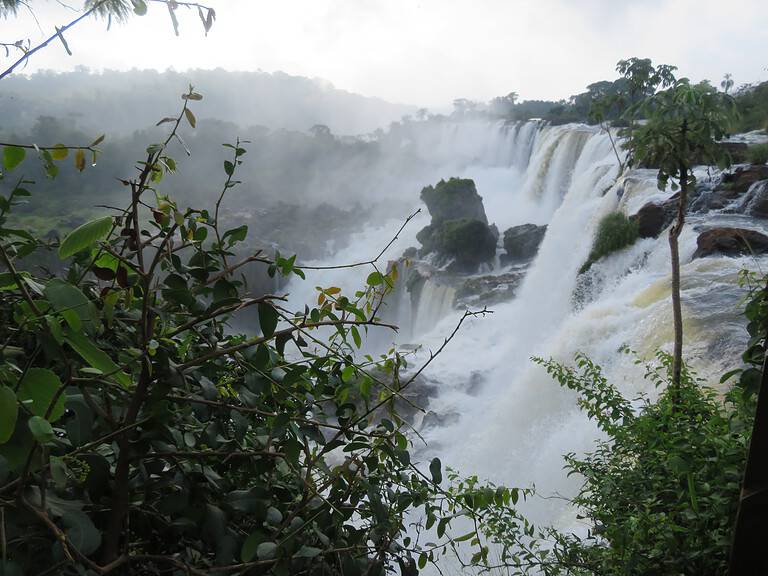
[{"xmin": 285, "ymin": 119, "xmax": 766, "ymax": 547}]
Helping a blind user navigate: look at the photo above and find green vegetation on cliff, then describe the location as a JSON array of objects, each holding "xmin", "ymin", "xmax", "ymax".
[{"xmin": 580, "ymin": 212, "xmax": 639, "ymax": 273}]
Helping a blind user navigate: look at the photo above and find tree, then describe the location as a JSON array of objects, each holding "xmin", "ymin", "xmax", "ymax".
[
  {"xmin": 625, "ymin": 79, "xmax": 736, "ymax": 393},
  {"xmin": 721, "ymin": 73, "xmax": 735, "ymax": 94}
]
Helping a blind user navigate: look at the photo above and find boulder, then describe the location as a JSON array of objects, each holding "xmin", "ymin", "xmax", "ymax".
[
  {"xmin": 693, "ymin": 227, "xmax": 768, "ymax": 259},
  {"xmin": 501, "ymin": 224, "xmax": 547, "ymax": 263},
  {"xmin": 424, "ymin": 218, "xmax": 497, "ymax": 273},
  {"xmin": 633, "ymin": 196, "xmax": 678, "ymax": 238},
  {"xmin": 738, "ymin": 180, "xmax": 768, "ymax": 218},
  {"xmin": 720, "ymin": 165, "xmax": 768, "ymax": 196},
  {"xmin": 455, "ymin": 270, "xmax": 526, "ymax": 307},
  {"xmin": 416, "ymin": 177, "xmax": 498, "ymax": 272},
  {"xmin": 420, "ymin": 178, "xmax": 488, "ymax": 225}
]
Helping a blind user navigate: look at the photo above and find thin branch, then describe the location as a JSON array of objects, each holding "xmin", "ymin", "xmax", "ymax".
[
  {"xmin": 0, "ymin": 0, "xmax": 108, "ymax": 81},
  {"xmin": 300, "ymin": 209, "xmax": 421, "ymax": 270}
]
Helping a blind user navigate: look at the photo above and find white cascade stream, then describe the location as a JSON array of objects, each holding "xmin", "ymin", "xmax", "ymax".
[{"xmin": 285, "ymin": 120, "xmax": 767, "ymax": 555}]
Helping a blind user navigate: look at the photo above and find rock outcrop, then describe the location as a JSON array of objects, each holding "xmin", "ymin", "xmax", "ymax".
[
  {"xmin": 420, "ymin": 177, "xmax": 488, "ymax": 224},
  {"xmin": 416, "ymin": 178, "xmax": 498, "ymax": 273},
  {"xmin": 693, "ymin": 227, "xmax": 768, "ymax": 259},
  {"xmin": 633, "ymin": 196, "xmax": 678, "ymax": 238},
  {"xmin": 501, "ymin": 224, "xmax": 547, "ymax": 264},
  {"xmin": 720, "ymin": 165, "xmax": 768, "ymax": 195},
  {"xmin": 737, "ymin": 180, "xmax": 768, "ymax": 218}
]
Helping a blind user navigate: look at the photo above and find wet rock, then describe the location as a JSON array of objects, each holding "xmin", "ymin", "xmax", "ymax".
[
  {"xmin": 421, "ymin": 410, "xmax": 460, "ymax": 430},
  {"xmin": 454, "ymin": 270, "xmax": 526, "ymax": 307},
  {"xmin": 418, "ymin": 218, "xmax": 497, "ymax": 273},
  {"xmin": 689, "ymin": 187, "xmax": 730, "ymax": 213},
  {"xmin": 633, "ymin": 196, "xmax": 678, "ymax": 238},
  {"xmin": 416, "ymin": 177, "xmax": 498, "ymax": 272},
  {"xmin": 420, "ymin": 177, "xmax": 488, "ymax": 225},
  {"xmin": 501, "ymin": 224, "xmax": 547, "ymax": 264},
  {"xmin": 738, "ymin": 180, "xmax": 768, "ymax": 218},
  {"xmin": 693, "ymin": 227, "xmax": 768, "ymax": 259},
  {"xmin": 719, "ymin": 165, "xmax": 768, "ymax": 196}
]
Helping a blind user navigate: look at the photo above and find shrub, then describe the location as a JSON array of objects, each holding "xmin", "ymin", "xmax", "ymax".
[
  {"xmin": 747, "ymin": 143, "xmax": 768, "ymax": 165},
  {"xmin": 580, "ymin": 211, "xmax": 639, "ymax": 273},
  {"xmin": 454, "ymin": 352, "xmax": 753, "ymax": 576},
  {"xmin": 0, "ymin": 93, "xmax": 482, "ymax": 576}
]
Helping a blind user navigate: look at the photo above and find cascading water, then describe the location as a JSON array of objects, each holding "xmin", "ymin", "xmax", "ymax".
[{"xmin": 285, "ymin": 119, "xmax": 766, "ymax": 566}]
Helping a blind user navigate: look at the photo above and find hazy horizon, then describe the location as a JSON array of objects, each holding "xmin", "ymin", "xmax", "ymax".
[{"xmin": 7, "ymin": 0, "xmax": 768, "ymax": 110}]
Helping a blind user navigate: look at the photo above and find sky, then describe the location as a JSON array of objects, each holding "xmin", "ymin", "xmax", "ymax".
[{"xmin": 3, "ymin": 0, "xmax": 767, "ymax": 109}]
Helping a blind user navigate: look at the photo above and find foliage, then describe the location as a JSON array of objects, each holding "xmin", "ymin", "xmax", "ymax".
[
  {"xmin": 0, "ymin": 91, "xmax": 492, "ymax": 576},
  {"xmin": 524, "ymin": 352, "xmax": 753, "ymax": 576},
  {"xmin": 747, "ymin": 143, "xmax": 768, "ymax": 165},
  {"xmin": 624, "ymin": 79, "xmax": 737, "ymax": 184},
  {"xmin": 411, "ymin": 350, "xmax": 755, "ymax": 576},
  {"xmin": 732, "ymin": 81, "xmax": 768, "ymax": 133},
  {"xmin": 579, "ymin": 212, "xmax": 638, "ymax": 273},
  {"xmin": 419, "ymin": 178, "xmax": 488, "ymax": 225}
]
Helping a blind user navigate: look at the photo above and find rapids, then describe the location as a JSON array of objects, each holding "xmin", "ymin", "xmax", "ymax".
[{"xmin": 285, "ymin": 119, "xmax": 767, "ymax": 560}]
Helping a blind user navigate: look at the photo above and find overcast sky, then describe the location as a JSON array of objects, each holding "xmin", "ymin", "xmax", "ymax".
[{"xmin": 5, "ymin": 0, "xmax": 767, "ymax": 109}]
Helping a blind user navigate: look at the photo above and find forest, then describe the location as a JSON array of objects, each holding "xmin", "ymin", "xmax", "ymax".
[{"xmin": 1, "ymin": 1, "xmax": 768, "ymax": 575}]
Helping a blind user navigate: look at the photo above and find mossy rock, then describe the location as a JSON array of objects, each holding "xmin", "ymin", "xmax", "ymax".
[
  {"xmin": 418, "ymin": 218, "xmax": 496, "ymax": 272},
  {"xmin": 420, "ymin": 178, "xmax": 488, "ymax": 225}
]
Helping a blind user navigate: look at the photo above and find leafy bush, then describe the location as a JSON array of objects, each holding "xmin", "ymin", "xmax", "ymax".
[
  {"xmin": 451, "ymin": 352, "xmax": 753, "ymax": 575},
  {"xmin": 0, "ymin": 93, "xmax": 487, "ymax": 576},
  {"xmin": 747, "ymin": 143, "xmax": 768, "ymax": 165},
  {"xmin": 580, "ymin": 211, "xmax": 639, "ymax": 273},
  {"xmin": 733, "ymin": 81, "xmax": 768, "ymax": 133},
  {"xmin": 536, "ymin": 352, "xmax": 751, "ymax": 575}
]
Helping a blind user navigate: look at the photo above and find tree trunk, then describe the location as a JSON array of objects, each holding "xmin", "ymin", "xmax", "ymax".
[
  {"xmin": 669, "ymin": 156, "xmax": 688, "ymax": 398},
  {"xmin": 729, "ymin": 335, "xmax": 768, "ymax": 575}
]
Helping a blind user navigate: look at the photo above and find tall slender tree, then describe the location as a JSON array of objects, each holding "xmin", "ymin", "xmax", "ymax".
[{"xmin": 625, "ymin": 79, "xmax": 736, "ymax": 394}]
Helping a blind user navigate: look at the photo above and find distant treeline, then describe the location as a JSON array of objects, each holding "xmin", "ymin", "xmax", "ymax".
[
  {"xmin": 0, "ymin": 68, "xmax": 415, "ymax": 136},
  {"xmin": 456, "ymin": 79, "xmax": 768, "ymax": 131}
]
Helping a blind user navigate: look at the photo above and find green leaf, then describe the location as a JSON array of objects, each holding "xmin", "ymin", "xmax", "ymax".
[
  {"xmin": 74, "ymin": 148, "xmax": 86, "ymax": 172},
  {"xmin": 294, "ymin": 546, "xmax": 322, "ymax": 559},
  {"xmin": 50, "ymin": 455, "xmax": 68, "ymax": 489},
  {"xmin": 0, "ymin": 386, "xmax": 18, "ymax": 445},
  {"xmin": 51, "ymin": 144, "xmax": 69, "ymax": 161},
  {"xmin": 44, "ymin": 279, "xmax": 97, "ymax": 333},
  {"xmin": 351, "ymin": 325, "xmax": 362, "ymax": 348},
  {"xmin": 58, "ymin": 216, "xmax": 112, "ymax": 259},
  {"xmin": 224, "ymin": 160, "xmax": 235, "ymax": 176},
  {"xmin": 18, "ymin": 368, "xmax": 67, "ymax": 422},
  {"xmin": 63, "ymin": 328, "xmax": 131, "ymax": 388},
  {"xmin": 429, "ymin": 457, "xmax": 442, "ymax": 484},
  {"xmin": 131, "ymin": 0, "xmax": 147, "ymax": 15},
  {"xmin": 257, "ymin": 541, "xmax": 278, "ymax": 560},
  {"xmin": 259, "ymin": 303, "xmax": 279, "ymax": 339},
  {"xmin": 28, "ymin": 416, "xmax": 54, "ymax": 444},
  {"xmin": 265, "ymin": 506, "xmax": 283, "ymax": 525},
  {"xmin": 2, "ymin": 146, "xmax": 25, "ymax": 172},
  {"xmin": 184, "ymin": 108, "xmax": 197, "ymax": 128},
  {"xmin": 63, "ymin": 510, "xmax": 102, "ymax": 555},
  {"xmin": 366, "ymin": 271, "xmax": 384, "ymax": 286},
  {"xmin": 241, "ymin": 532, "xmax": 261, "ymax": 562},
  {"xmin": 222, "ymin": 224, "xmax": 247, "ymax": 247}
]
